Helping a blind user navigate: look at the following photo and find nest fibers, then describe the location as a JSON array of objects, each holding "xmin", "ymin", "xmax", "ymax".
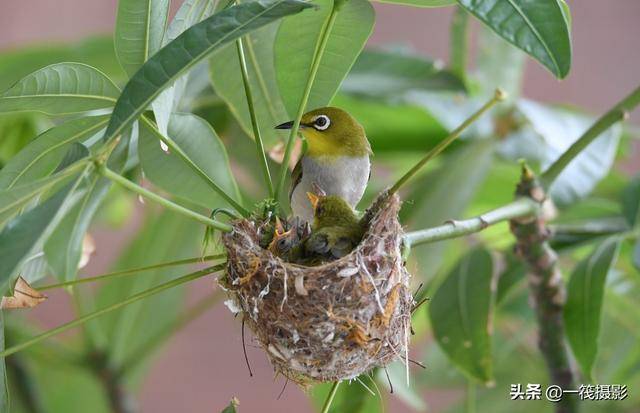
[{"xmin": 221, "ymin": 193, "xmax": 414, "ymax": 385}]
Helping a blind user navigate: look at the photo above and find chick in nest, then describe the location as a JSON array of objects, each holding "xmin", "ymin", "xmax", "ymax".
[
  {"xmin": 267, "ymin": 217, "xmax": 310, "ymax": 262},
  {"xmin": 304, "ymin": 192, "xmax": 366, "ymax": 262}
]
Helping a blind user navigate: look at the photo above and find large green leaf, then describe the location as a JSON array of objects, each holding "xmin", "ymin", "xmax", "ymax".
[
  {"xmin": 275, "ymin": 0, "xmax": 375, "ymax": 116},
  {"xmin": 210, "ymin": 22, "xmax": 289, "ymax": 147},
  {"xmin": 103, "ymin": 0, "xmax": 312, "ymax": 143},
  {"xmin": 565, "ymin": 238, "xmax": 620, "ymax": 381},
  {"xmin": 139, "ymin": 113, "xmax": 239, "ymax": 209},
  {"xmin": 371, "ymin": 0, "xmax": 455, "ymax": 7},
  {"xmin": 92, "ymin": 209, "xmax": 201, "ymax": 368},
  {"xmin": 153, "ymin": 0, "xmax": 216, "ymax": 136},
  {"xmin": 0, "ymin": 63, "xmax": 120, "ymax": 115},
  {"xmin": 312, "ymin": 379, "xmax": 382, "ymax": 413},
  {"xmin": 0, "ymin": 115, "xmax": 109, "ymax": 189},
  {"xmin": 0, "ymin": 172, "xmax": 87, "ymax": 295},
  {"xmin": 499, "ymin": 100, "xmax": 622, "ymax": 206},
  {"xmin": 114, "ymin": 0, "xmax": 170, "ymax": 78},
  {"xmin": 401, "ymin": 139, "xmax": 495, "ymax": 278},
  {"xmin": 429, "ymin": 247, "xmax": 495, "ymax": 383},
  {"xmin": 457, "ymin": 0, "xmax": 571, "ymax": 79},
  {"xmin": 341, "ymin": 47, "xmax": 466, "ymax": 99}
]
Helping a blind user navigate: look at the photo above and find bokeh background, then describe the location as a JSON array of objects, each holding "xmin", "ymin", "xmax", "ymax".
[{"xmin": 1, "ymin": 0, "xmax": 639, "ymax": 412}]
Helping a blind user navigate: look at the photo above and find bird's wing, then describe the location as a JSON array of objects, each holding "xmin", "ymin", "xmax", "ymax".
[{"xmin": 288, "ymin": 157, "xmax": 303, "ymax": 202}]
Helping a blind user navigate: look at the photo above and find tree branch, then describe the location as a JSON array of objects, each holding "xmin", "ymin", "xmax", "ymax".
[
  {"xmin": 510, "ymin": 165, "xmax": 577, "ymax": 413},
  {"xmin": 541, "ymin": 85, "xmax": 640, "ymax": 188},
  {"xmin": 403, "ymin": 197, "xmax": 538, "ymax": 247}
]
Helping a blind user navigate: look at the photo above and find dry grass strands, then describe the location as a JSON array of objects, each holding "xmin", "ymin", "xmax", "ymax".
[{"xmin": 221, "ymin": 193, "xmax": 413, "ymax": 385}]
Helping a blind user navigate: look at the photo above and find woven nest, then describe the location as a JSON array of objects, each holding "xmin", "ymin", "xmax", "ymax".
[{"xmin": 220, "ymin": 193, "xmax": 413, "ymax": 385}]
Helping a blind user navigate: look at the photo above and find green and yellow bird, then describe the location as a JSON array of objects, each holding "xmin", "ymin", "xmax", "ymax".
[
  {"xmin": 304, "ymin": 192, "xmax": 366, "ymax": 261},
  {"xmin": 276, "ymin": 107, "xmax": 372, "ymax": 223}
]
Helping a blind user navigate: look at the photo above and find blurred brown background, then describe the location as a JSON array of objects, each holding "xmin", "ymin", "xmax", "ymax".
[{"xmin": 1, "ymin": 0, "xmax": 639, "ymax": 412}]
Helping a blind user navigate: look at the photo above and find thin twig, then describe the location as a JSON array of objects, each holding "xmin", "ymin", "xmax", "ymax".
[
  {"xmin": 320, "ymin": 381, "xmax": 341, "ymax": 413},
  {"xmin": 274, "ymin": 4, "xmax": 341, "ymax": 202},
  {"xmin": 388, "ymin": 89, "xmax": 506, "ymax": 195},
  {"xmin": 39, "ymin": 254, "xmax": 225, "ymax": 291},
  {"xmin": 99, "ymin": 165, "xmax": 232, "ymax": 232},
  {"xmin": 0, "ymin": 264, "xmax": 224, "ymax": 358},
  {"xmin": 236, "ymin": 37, "xmax": 274, "ymax": 197},
  {"xmin": 403, "ymin": 197, "xmax": 538, "ymax": 247},
  {"xmin": 383, "ymin": 367, "xmax": 394, "ymax": 394},
  {"xmin": 242, "ymin": 316, "xmax": 253, "ymax": 377},
  {"xmin": 541, "ymin": 85, "xmax": 640, "ymax": 187},
  {"xmin": 277, "ymin": 378, "xmax": 289, "ymax": 400}
]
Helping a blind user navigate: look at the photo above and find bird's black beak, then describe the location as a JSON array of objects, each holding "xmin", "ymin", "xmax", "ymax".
[{"xmin": 275, "ymin": 120, "xmax": 294, "ymax": 130}]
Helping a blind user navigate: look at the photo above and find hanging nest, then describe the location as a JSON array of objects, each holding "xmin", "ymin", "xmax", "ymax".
[{"xmin": 220, "ymin": 192, "xmax": 414, "ymax": 385}]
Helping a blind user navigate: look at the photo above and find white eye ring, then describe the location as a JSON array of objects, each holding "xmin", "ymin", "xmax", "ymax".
[{"xmin": 313, "ymin": 115, "xmax": 330, "ymax": 131}]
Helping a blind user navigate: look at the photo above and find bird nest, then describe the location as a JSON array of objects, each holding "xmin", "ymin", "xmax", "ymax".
[{"xmin": 220, "ymin": 193, "xmax": 413, "ymax": 385}]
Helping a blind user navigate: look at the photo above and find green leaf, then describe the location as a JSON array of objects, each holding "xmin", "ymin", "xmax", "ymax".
[
  {"xmin": 220, "ymin": 398, "xmax": 239, "ymax": 413},
  {"xmin": 115, "ymin": 0, "xmax": 170, "ymax": 78},
  {"xmin": 92, "ymin": 209, "xmax": 201, "ymax": 368},
  {"xmin": 565, "ymin": 238, "xmax": 621, "ymax": 381},
  {"xmin": 621, "ymin": 176, "xmax": 640, "ymax": 228},
  {"xmin": 500, "ymin": 100, "xmax": 622, "ymax": 206},
  {"xmin": 401, "ymin": 139, "xmax": 495, "ymax": 278},
  {"xmin": 275, "ymin": 0, "xmax": 375, "ymax": 116},
  {"xmin": 341, "ymin": 47, "xmax": 466, "ymax": 99},
  {"xmin": 0, "ymin": 313, "xmax": 8, "ymax": 413},
  {"xmin": 103, "ymin": 0, "xmax": 312, "ymax": 143},
  {"xmin": 371, "ymin": 0, "xmax": 455, "ymax": 7},
  {"xmin": 0, "ymin": 115, "xmax": 109, "ymax": 189},
  {"xmin": 457, "ymin": 0, "xmax": 571, "ymax": 79},
  {"xmin": 0, "ymin": 63, "xmax": 120, "ymax": 115},
  {"xmin": 153, "ymin": 0, "xmax": 215, "ymax": 136},
  {"xmin": 429, "ymin": 247, "xmax": 495, "ymax": 383},
  {"xmin": 0, "ymin": 173, "xmax": 87, "ymax": 294},
  {"xmin": 475, "ymin": 21, "xmax": 525, "ymax": 99},
  {"xmin": 210, "ymin": 22, "xmax": 289, "ymax": 147},
  {"xmin": 139, "ymin": 113, "xmax": 239, "ymax": 209},
  {"xmin": 312, "ymin": 379, "xmax": 382, "ymax": 413}
]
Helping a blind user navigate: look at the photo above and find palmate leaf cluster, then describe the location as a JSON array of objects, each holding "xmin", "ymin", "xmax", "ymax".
[{"xmin": 0, "ymin": 0, "xmax": 638, "ymax": 412}]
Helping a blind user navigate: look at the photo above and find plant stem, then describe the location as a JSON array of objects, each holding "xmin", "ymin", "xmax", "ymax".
[
  {"xmin": 388, "ymin": 89, "xmax": 506, "ymax": 195},
  {"xmin": 274, "ymin": 5, "xmax": 340, "ymax": 202},
  {"xmin": 510, "ymin": 166, "xmax": 577, "ymax": 413},
  {"xmin": 466, "ymin": 380, "xmax": 476, "ymax": 413},
  {"xmin": 541, "ymin": 85, "xmax": 640, "ymax": 188},
  {"xmin": 118, "ymin": 292, "xmax": 222, "ymax": 374},
  {"xmin": 99, "ymin": 165, "xmax": 232, "ymax": 232},
  {"xmin": 39, "ymin": 254, "xmax": 226, "ymax": 291},
  {"xmin": 450, "ymin": 6, "xmax": 469, "ymax": 80},
  {"xmin": 321, "ymin": 381, "xmax": 341, "ymax": 413},
  {"xmin": 139, "ymin": 116, "xmax": 250, "ymax": 217},
  {"xmin": 403, "ymin": 197, "xmax": 538, "ymax": 247},
  {"xmin": 235, "ymin": 38, "xmax": 274, "ymax": 197},
  {"xmin": 0, "ymin": 265, "xmax": 224, "ymax": 358}
]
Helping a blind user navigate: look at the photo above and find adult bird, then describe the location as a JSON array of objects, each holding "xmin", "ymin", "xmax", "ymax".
[{"xmin": 276, "ymin": 107, "xmax": 371, "ymax": 222}]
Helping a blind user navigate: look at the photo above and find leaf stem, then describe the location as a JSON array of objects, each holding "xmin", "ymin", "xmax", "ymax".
[
  {"xmin": 139, "ymin": 116, "xmax": 250, "ymax": 217},
  {"xmin": 274, "ymin": 4, "xmax": 341, "ymax": 202},
  {"xmin": 450, "ymin": 6, "xmax": 469, "ymax": 80},
  {"xmin": 541, "ymin": 84, "xmax": 640, "ymax": 188},
  {"xmin": 235, "ymin": 38, "xmax": 274, "ymax": 197},
  {"xmin": 39, "ymin": 254, "xmax": 226, "ymax": 291},
  {"xmin": 403, "ymin": 197, "xmax": 538, "ymax": 248},
  {"xmin": 321, "ymin": 381, "xmax": 341, "ymax": 413},
  {"xmin": 388, "ymin": 89, "xmax": 506, "ymax": 195},
  {"xmin": 0, "ymin": 264, "xmax": 224, "ymax": 358},
  {"xmin": 99, "ymin": 165, "xmax": 232, "ymax": 232}
]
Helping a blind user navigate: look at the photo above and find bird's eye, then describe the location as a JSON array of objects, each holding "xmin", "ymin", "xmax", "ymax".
[
  {"xmin": 277, "ymin": 238, "xmax": 289, "ymax": 250},
  {"xmin": 316, "ymin": 205, "xmax": 325, "ymax": 216},
  {"xmin": 314, "ymin": 115, "xmax": 330, "ymax": 131}
]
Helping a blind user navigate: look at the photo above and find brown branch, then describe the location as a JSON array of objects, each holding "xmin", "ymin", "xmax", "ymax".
[{"xmin": 509, "ymin": 165, "xmax": 577, "ymax": 413}]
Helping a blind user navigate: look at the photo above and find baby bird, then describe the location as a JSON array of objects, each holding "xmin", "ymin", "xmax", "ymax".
[
  {"xmin": 267, "ymin": 217, "xmax": 309, "ymax": 262},
  {"xmin": 304, "ymin": 192, "xmax": 366, "ymax": 261}
]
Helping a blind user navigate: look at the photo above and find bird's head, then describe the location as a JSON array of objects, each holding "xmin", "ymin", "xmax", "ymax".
[
  {"xmin": 276, "ymin": 107, "xmax": 371, "ymax": 158},
  {"xmin": 307, "ymin": 192, "xmax": 358, "ymax": 228}
]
